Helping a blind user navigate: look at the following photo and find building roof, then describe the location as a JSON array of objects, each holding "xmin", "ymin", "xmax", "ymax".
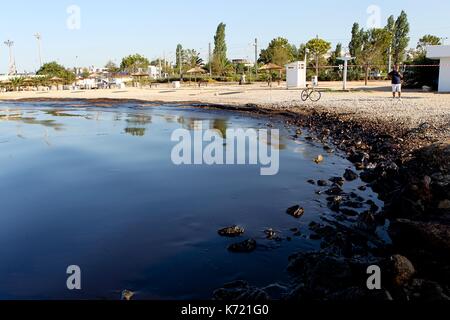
[{"xmin": 427, "ymin": 45, "xmax": 450, "ymax": 59}]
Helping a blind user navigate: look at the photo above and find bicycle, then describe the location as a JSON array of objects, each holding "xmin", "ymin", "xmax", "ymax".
[{"xmin": 301, "ymin": 84, "xmax": 322, "ymax": 102}]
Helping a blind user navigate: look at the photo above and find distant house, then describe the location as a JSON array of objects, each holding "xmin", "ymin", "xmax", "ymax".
[
  {"xmin": 232, "ymin": 59, "xmax": 254, "ymax": 67},
  {"xmin": 427, "ymin": 45, "xmax": 450, "ymax": 92}
]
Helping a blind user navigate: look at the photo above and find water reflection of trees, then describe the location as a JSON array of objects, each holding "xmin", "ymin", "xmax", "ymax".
[
  {"xmin": 124, "ymin": 127, "xmax": 146, "ymax": 137},
  {"xmin": 124, "ymin": 114, "xmax": 152, "ymax": 137},
  {"xmin": 0, "ymin": 112, "xmax": 64, "ymax": 130}
]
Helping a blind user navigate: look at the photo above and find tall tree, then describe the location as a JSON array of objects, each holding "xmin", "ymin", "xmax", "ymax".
[
  {"xmin": 349, "ymin": 23, "xmax": 364, "ymax": 60},
  {"xmin": 359, "ymin": 28, "xmax": 392, "ymax": 85},
  {"xmin": 392, "ymin": 11, "xmax": 410, "ymax": 64},
  {"xmin": 175, "ymin": 44, "xmax": 186, "ymax": 73},
  {"xmin": 212, "ymin": 23, "xmax": 228, "ymax": 75},
  {"xmin": 306, "ymin": 37, "xmax": 331, "ymax": 76},
  {"xmin": 120, "ymin": 54, "xmax": 150, "ymax": 73},
  {"xmin": 259, "ymin": 37, "xmax": 296, "ymax": 66}
]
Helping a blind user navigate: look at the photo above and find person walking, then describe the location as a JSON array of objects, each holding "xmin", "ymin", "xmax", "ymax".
[{"xmin": 388, "ymin": 64, "xmax": 404, "ymax": 100}]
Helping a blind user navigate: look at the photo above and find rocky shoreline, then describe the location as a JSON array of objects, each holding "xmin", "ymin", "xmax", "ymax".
[
  {"xmin": 204, "ymin": 102, "xmax": 450, "ymax": 301},
  {"xmin": 2, "ymin": 97, "xmax": 449, "ymax": 301}
]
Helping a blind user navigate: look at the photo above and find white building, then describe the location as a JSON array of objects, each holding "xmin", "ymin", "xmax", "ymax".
[
  {"xmin": 427, "ymin": 45, "xmax": 450, "ymax": 92},
  {"xmin": 285, "ymin": 61, "xmax": 307, "ymax": 89}
]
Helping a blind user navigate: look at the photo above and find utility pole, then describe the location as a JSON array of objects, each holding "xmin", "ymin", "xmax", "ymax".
[
  {"xmin": 208, "ymin": 42, "xmax": 212, "ymax": 77},
  {"xmin": 34, "ymin": 33, "xmax": 43, "ymax": 68},
  {"xmin": 178, "ymin": 46, "xmax": 182, "ymax": 81},
  {"xmin": 253, "ymin": 38, "xmax": 258, "ymax": 79},
  {"xmin": 388, "ymin": 46, "xmax": 392, "ymax": 72},
  {"xmin": 4, "ymin": 40, "xmax": 16, "ymax": 76}
]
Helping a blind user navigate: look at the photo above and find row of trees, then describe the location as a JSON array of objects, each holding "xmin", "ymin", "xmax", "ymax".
[{"xmin": 7, "ymin": 14, "xmax": 441, "ymax": 88}]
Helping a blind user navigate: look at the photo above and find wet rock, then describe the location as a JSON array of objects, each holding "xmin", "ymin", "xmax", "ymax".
[
  {"xmin": 218, "ymin": 226, "xmax": 245, "ymax": 237},
  {"xmin": 317, "ymin": 180, "xmax": 330, "ymax": 187},
  {"xmin": 213, "ymin": 280, "xmax": 270, "ymax": 301},
  {"xmin": 329, "ymin": 177, "xmax": 345, "ymax": 187},
  {"xmin": 296, "ymin": 129, "xmax": 302, "ymax": 136},
  {"xmin": 323, "ymin": 145, "xmax": 334, "ymax": 154},
  {"xmin": 327, "ymin": 287, "xmax": 393, "ymax": 301},
  {"xmin": 344, "ymin": 169, "xmax": 359, "ymax": 181},
  {"xmin": 348, "ymin": 151, "xmax": 370, "ymax": 164},
  {"xmin": 121, "ymin": 290, "xmax": 135, "ymax": 301},
  {"xmin": 340, "ymin": 209, "xmax": 359, "ymax": 217},
  {"xmin": 262, "ymin": 283, "xmax": 289, "ymax": 300},
  {"xmin": 358, "ymin": 185, "xmax": 367, "ymax": 191},
  {"xmin": 385, "ymin": 255, "xmax": 416, "ymax": 287},
  {"xmin": 438, "ymin": 199, "xmax": 450, "ymax": 209},
  {"xmin": 228, "ymin": 239, "xmax": 257, "ymax": 253},
  {"xmin": 404, "ymin": 279, "xmax": 450, "ymax": 301},
  {"xmin": 314, "ymin": 155, "xmax": 324, "ymax": 164},
  {"xmin": 286, "ymin": 205, "xmax": 305, "ymax": 218},
  {"xmin": 342, "ymin": 200, "xmax": 364, "ymax": 209},
  {"xmin": 355, "ymin": 163, "xmax": 365, "ymax": 171},
  {"xmin": 307, "ymin": 179, "xmax": 316, "ymax": 185},
  {"xmin": 325, "ymin": 186, "xmax": 344, "ymax": 196},
  {"xmin": 264, "ymin": 229, "xmax": 279, "ymax": 240},
  {"xmin": 391, "ymin": 219, "xmax": 450, "ymax": 252},
  {"xmin": 287, "ymin": 252, "xmax": 355, "ymax": 294}
]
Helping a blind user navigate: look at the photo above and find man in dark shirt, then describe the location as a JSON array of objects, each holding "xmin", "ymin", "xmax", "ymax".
[{"xmin": 388, "ymin": 64, "xmax": 403, "ymax": 99}]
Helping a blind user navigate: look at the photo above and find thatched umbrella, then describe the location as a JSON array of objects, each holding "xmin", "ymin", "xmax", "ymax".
[
  {"xmin": 50, "ymin": 76, "xmax": 63, "ymax": 90},
  {"xmin": 259, "ymin": 63, "xmax": 284, "ymax": 87},
  {"xmin": 186, "ymin": 66, "xmax": 206, "ymax": 85},
  {"xmin": 131, "ymin": 72, "xmax": 149, "ymax": 87}
]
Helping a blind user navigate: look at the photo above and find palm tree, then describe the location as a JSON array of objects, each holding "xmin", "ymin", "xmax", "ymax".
[{"xmin": 10, "ymin": 77, "xmax": 24, "ymax": 91}]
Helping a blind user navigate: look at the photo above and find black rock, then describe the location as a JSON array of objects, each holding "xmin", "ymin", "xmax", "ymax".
[
  {"xmin": 228, "ymin": 239, "xmax": 257, "ymax": 253},
  {"xmin": 218, "ymin": 226, "xmax": 245, "ymax": 237},
  {"xmin": 344, "ymin": 169, "xmax": 359, "ymax": 181},
  {"xmin": 325, "ymin": 186, "xmax": 344, "ymax": 196},
  {"xmin": 307, "ymin": 179, "xmax": 316, "ymax": 185},
  {"xmin": 329, "ymin": 177, "xmax": 345, "ymax": 187},
  {"xmin": 287, "ymin": 205, "xmax": 305, "ymax": 218},
  {"xmin": 318, "ymin": 180, "xmax": 330, "ymax": 187},
  {"xmin": 340, "ymin": 209, "xmax": 359, "ymax": 217}
]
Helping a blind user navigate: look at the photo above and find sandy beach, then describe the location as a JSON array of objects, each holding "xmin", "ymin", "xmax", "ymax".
[{"xmin": 2, "ymin": 81, "xmax": 449, "ymax": 140}]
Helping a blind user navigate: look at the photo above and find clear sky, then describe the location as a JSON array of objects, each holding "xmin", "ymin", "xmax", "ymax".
[{"xmin": 0, "ymin": 0, "xmax": 449, "ymax": 73}]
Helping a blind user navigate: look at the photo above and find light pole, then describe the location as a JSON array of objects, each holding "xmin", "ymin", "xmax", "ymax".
[
  {"xmin": 337, "ymin": 53, "xmax": 354, "ymax": 91},
  {"xmin": 34, "ymin": 33, "xmax": 43, "ymax": 68},
  {"xmin": 4, "ymin": 40, "xmax": 16, "ymax": 75}
]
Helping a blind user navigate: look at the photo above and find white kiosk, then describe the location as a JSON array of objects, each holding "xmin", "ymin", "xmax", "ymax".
[
  {"xmin": 286, "ymin": 61, "xmax": 306, "ymax": 89},
  {"xmin": 427, "ymin": 45, "xmax": 450, "ymax": 92}
]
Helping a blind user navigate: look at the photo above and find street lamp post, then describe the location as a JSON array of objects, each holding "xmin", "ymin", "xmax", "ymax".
[
  {"xmin": 34, "ymin": 33, "xmax": 43, "ymax": 68},
  {"xmin": 337, "ymin": 53, "xmax": 354, "ymax": 91},
  {"xmin": 4, "ymin": 40, "xmax": 16, "ymax": 75}
]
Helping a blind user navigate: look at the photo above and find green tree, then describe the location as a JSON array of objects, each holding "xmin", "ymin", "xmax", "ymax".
[
  {"xmin": 212, "ymin": 22, "xmax": 228, "ymax": 75},
  {"xmin": 36, "ymin": 61, "xmax": 75, "ymax": 84},
  {"xmin": 175, "ymin": 44, "xmax": 186, "ymax": 73},
  {"xmin": 416, "ymin": 35, "xmax": 442, "ymax": 56},
  {"xmin": 105, "ymin": 60, "xmax": 120, "ymax": 73},
  {"xmin": 349, "ymin": 23, "xmax": 364, "ymax": 60},
  {"xmin": 392, "ymin": 11, "xmax": 410, "ymax": 64},
  {"xmin": 259, "ymin": 37, "xmax": 296, "ymax": 66},
  {"xmin": 359, "ymin": 28, "xmax": 392, "ymax": 85},
  {"xmin": 185, "ymin": 49, "xmax": 204, "ymax": 68},
  {"xmin": 120, "ymin": 54, "xmax": 150, "ymax": 73},
  {"xmin": 306, "ymin": 37, "xmax": 332, "ymax": 76}
]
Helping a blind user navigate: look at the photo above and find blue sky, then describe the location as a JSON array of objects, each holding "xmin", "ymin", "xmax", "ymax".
[{"xmin": 1, "ymin": 0, "xmax": 449, "ymax": 73}]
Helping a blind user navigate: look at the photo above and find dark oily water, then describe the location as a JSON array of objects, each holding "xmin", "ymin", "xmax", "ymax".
[{"xmin": 0, "ymin": 101, "xmax": 385, "ymax": 300}]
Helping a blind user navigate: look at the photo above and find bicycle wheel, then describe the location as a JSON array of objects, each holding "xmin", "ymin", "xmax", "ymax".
[
  {"xmin": 301, "ymin": 89, "xmax": 309, "ymax": 102},
  {"xmin": 309, "ymin": 90, "xmax": 322, "ymax": 102}
]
